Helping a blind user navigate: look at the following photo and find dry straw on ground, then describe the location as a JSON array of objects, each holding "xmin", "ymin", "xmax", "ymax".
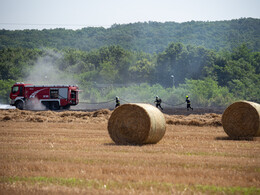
[
  {"xmin": 222, "ymin": 101, "xmax": 260, "ymax": 138},
  {"xmin": 108, "ymin": 103, "xmax": 166, "ymax": 145}
]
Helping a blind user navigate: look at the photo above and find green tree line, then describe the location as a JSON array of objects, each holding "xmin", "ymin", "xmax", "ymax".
[
  {"xmin": 0, "ymin": 43, "xmax": 259, "ymax": 106},
  {"xmin": 0, "ymin": 18, "xmax": 259, "ymax": 53}
]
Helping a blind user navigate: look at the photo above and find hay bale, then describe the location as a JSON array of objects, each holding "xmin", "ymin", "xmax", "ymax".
[
  {"xmin": 108, "ymin": 103, "xmax": 166, "ymax": 145},
  {"xmin": 222, "ymin": 101, "xmax": 260, "ymax": 138}
]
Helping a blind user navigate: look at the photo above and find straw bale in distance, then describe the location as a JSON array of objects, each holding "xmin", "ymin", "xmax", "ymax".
[
  {"xmin": 108, "ymin": 103, "xmax": 166, "ymax": 145},
  {"xmin": 222, "ymin": 101, "xmax": 260, "ymax": 138}
]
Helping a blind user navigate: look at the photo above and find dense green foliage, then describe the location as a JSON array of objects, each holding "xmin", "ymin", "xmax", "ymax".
[
  {"xmin": 0, "ymin": 18, "xmax": 259, "ymax": 106},
  {"xmin": 0, "ymin": 79, "xmax": 15, "ymax": 103},
  {"xmin": 0, "ymin": 18, "xmax": 259, "ymax": 53},
  {"xmin": 0, "ymin": 42, "xmax": 259, "ymax": 106}
]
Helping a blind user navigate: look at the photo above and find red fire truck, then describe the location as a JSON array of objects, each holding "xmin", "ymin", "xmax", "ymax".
[{"xmin": 10, "ymin": 83, "xmax": 79, "ymax": 110}]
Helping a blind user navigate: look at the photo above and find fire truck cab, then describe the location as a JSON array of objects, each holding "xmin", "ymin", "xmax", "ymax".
[{"xmin": 10, "ymin": 83, "xmax": 79, "ymax": 110}]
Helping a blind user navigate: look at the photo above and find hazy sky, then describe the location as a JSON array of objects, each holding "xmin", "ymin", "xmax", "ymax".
[{"xmin": 0, "ymin": 0, "xmax": 259, "ymax": 30}]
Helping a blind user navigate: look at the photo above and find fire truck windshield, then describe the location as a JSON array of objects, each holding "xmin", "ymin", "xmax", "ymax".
[{"xmin": 12, "ymin": 86, "xmax": 19, "ymax": 93}]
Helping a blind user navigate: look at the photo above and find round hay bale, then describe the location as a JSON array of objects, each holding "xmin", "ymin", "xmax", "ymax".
[
  {"xmin": 222, "ymin": 101, "xmax": 260, "ymax": 138},
  {"xmin": 108, "ymin": 103, "xmax": 166, "ymax": 145}
]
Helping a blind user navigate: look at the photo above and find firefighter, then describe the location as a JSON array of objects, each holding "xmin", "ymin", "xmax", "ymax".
[
  {"xmin": 115, "ymin": 96, "xmax": 120, "ymax": 108},
  {"xmin": 186, "ymin": 95, "xmax": 193, "ymax": 111},
  {"xmin": 154, "ymin": 96, "xmax": 163, "ymax": 110}
]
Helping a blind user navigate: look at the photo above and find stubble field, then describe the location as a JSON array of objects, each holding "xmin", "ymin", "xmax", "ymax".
[{"xmin": 0, "ymin": 109, "xmax": 259, "ymax": 194}]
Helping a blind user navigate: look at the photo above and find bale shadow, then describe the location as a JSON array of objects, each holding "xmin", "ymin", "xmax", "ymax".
[
  {"xmin": 103, "ymin": 143, "xmax": 117, "ymax": 146},
  {"xmin": 215, "ymin": 136, "xmax": 258, "ymax": 141},
  {"xmin": 103, "ymin": 143, "xmax": 149, "ymax": 146}
]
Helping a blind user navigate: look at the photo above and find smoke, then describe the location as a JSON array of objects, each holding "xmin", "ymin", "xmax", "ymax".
[
  {"xmin": 26, "ymin": 98, "xmax": 46, "ymax": 111},
  {"xmin": 21, "ymin": 49, "xmax": 80, "ymax": 110},
  {"xmin": 24, "ymin": 49, "xmax": 77, "ymax": 85},
  {"xmin": 0, "ymin": 104, "xmax": 16, "ymax": 109}
]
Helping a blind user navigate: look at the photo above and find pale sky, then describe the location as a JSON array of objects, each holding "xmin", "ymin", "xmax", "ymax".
[{"xmin": 0, "ymin": 0, "xmax": 259, "ymax": 30}]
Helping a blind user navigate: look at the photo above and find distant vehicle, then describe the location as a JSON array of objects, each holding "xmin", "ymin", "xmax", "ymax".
[{"xmin": 10, "ymin": 82, "xmax": 79, "ymax": 110}]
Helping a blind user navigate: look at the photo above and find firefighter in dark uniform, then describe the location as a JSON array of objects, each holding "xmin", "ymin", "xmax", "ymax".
[
  {"xmin": 186, "ymin": 95, "xmax": 193, "ymax": 111},
  {"xmin": 115, "ymin": 96, "xmax": 120, "ymax": 108},
  {"xmin": 154, "ymin": 96, "xmax": 163, "ymax": 110}
]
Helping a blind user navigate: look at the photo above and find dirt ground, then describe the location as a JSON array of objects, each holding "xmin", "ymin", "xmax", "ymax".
[{"xmin": 0, "ymin": 109, "xmax": 259, "ymax": 194}]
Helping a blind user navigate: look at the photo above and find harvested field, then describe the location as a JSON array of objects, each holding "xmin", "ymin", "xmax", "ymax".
[
  {"xmin": 0, "ymin": 109, "xmax": 260, "ymax": 194},
  {"xmin": 0, "ymin": 109, "xmax": 221, "ymax": 127}
]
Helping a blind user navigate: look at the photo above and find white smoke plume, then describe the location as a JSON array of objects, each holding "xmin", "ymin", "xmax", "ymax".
[
  {"xmin": 26, "ymin": 98, "xmax": 46, "ymax": 111},
  {"xmin": 21, "ymin": 49, "xmax": 79, "ymax": 110},
  {"xmin": 24, "ymin": 49, "xmax": 77, "ymax": 85},
  {"xmin": 0, "ymin": 103, "xmax": 16, "ymax": 109}
]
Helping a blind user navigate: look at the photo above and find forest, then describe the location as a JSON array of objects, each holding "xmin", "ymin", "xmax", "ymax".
[
  {"xmin": 0, "ymin": 18, "xmax": 259, "ymax": 107},
  {"xmin": 0, "ymin": 18, "xmax": 259, "ymax": 53}
]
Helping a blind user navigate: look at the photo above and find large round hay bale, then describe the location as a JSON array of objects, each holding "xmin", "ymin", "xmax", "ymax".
[
  {"xmin": 222, "ymin": 101, "xmax": 260, "ymax": 138},
  {"xmin": 108, "ymin": 103, "xmax": 166, "ymax": 145}
]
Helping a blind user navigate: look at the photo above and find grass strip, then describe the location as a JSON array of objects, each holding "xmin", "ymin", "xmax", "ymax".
[
  {"xmin": 0, "ymin": 176, "xmax": 259, "ymax": 194},
  {"xmin": 189, "ymin": 184, "xmax": 260, "ymax": 194}
]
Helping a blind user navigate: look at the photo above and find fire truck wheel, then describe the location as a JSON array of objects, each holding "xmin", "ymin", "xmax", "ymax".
[
  {"xmin": 15, "ymin": 101, "xmax": 24, "ymax": 110},
  {"xmin": 63, "ymin": 105, "xmax": 71, "ymax": 110},
  {"xmin": 50, "ymin": 102, "xmax": 60, "ymax": 110}
]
